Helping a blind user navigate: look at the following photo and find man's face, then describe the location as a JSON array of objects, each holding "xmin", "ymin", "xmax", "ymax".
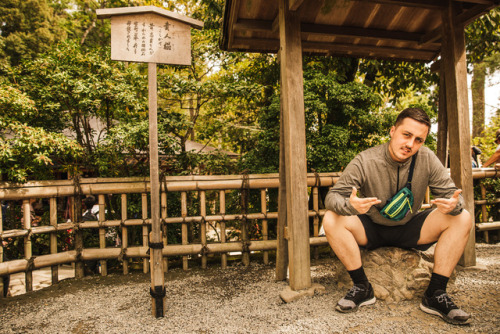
[{"xmin": 388, "ymin": 117, "xmax": 429, "ymax": 163}]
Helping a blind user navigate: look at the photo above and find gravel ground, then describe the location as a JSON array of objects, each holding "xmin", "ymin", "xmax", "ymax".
[{"xmin": 0, "ymin": 243, "xmax": 498, "ymax": 334}]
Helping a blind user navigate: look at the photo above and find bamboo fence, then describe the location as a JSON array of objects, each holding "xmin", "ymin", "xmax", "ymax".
[{"xmin": 0, "ymin": 169, "xmax": 498, "ymax": 295}]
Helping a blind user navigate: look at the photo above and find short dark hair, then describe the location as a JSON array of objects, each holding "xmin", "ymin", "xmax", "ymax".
[
  {"xmin": 394, "ymin": 108, "xmax": 431, "ymax": 129},
  {"xmin": 83, "ymin": 195, "xmax": 96, "ymax": 209}
]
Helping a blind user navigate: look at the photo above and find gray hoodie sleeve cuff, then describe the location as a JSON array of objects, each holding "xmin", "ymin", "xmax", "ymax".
[{"xmin": 448, "ymin": 195, "xmax": 465, "ymax": 216}]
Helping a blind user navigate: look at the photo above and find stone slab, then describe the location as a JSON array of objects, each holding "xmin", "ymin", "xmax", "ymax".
[{"xmin": 280, "ymin": 283, "xmax": 325, "ymax": 303}]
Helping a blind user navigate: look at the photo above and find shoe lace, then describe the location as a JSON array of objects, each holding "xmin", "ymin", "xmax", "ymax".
[
  {"xmin": 436, "ymin": 293, "xmax": 457, "ymax": 310},
  {"xmin": 346, "ymin": 285, "xmax": 364, "ymax": 298}
]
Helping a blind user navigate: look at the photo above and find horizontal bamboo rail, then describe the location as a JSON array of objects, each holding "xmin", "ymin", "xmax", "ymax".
[{"xmin": 0, "ymin": 169, "xmax": 498, "ymax": 295}]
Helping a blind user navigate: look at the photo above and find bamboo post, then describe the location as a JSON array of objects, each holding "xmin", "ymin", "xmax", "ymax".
[
  {"xmin": 200, "ymin": 191, "xmax": 207, "ymax": 269},
  {"xmin": 261, "ymin": 189, "xmax": 269, "ymax": 265},
  {"xmin": 141, "ymin": 193, "xmax": 149, "ymax": 273},
  {"xmin": 241, "ymin": 185, "xmax": 250, "ymax": 266},
  {"xmin": 98, "ymin": 194, "xmax": 107, "ymax": 276},
  {"xmin": 23, "ymin": 200, "xmax": 33, "ymax": 292},
  {"xmin": 480, "ymin": 182, "xmax": 489, "ymax": 243},
  {"xmin": 181, "ymin": 191, "xmax": 188, "ymax": 270},
  {"xmin": 313, "ymin": 186, "xmax": 319, "ymax": 260},
  {"xmin": 121, "ymin": 194, "xmax": 129, "ymax": 275},
  {"xmin": 220, "ymin": 190, "xmax": 227, "ymax": 269},
  {"xmin": 161, "ymin": 191, "xmax": 168, "ymax": 274},
  {"xmin": 71, "ymin": 194, "xmax": 84, "ymax": 279},
  {"xmin": 441, "ymin": 2, "xmax": 475, "ymax": 266},
  {"xmin": 50, "ymin": 197, "xmax": 58, "ymax": 284}
]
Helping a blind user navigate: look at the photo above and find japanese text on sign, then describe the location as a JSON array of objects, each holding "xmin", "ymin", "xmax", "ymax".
[{"xmin": 111, "ymin": 13, "xmax": 191, "ymax": 65}]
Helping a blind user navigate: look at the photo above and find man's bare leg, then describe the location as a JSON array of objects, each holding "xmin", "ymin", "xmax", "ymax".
[
  {"xmin": 322, "ymin": 210, "xmax": 375, "ymax": 312},
  {"xmin": 322, "ymin": 210, "xmax": 368, "ymax": 269},
  {"xmin": 418, "ymin": 209, "xmax": 472, "ymax": 276},
  {"xmin": 418, "ymin": 209, "xmax": 472, "ymax": 325}
]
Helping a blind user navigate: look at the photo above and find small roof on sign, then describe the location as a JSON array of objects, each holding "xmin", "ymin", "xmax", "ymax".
[{"xmin": 96, "ymin": 6, "xmax": 204, "ymax": 29}]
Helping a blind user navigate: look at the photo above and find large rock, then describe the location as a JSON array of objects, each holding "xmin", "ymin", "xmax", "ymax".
[{"xmin": 332, "ymin": 246, "xmax": 456, "ymax": 302}]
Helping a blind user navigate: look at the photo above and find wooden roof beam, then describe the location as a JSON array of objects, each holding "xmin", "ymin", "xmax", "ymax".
[
  {"xmin": 420, "ymin": 2, "xmax": 498, "ymax": 45},
  {"xmin": 454, "ymin": 0, "xmax": 496, "ymax": 4},
  {"xmin": 230, "ymin": 37, "xmax": 439, "ymax": 60},
  {"xmin": 301, "ymin": 23, "xmax": 432, "ymax": 44},
  {"xmin": 356, "ymin": 0, "xmax": 446, "ymax": 9},
  {"xmin": 227, "ymin": 0, "xmax": 241, "ymax": 50},
  {"xmin": 302, "ymin": 41, "xmax": 439, "ymax": 60},
  {"xmin": 234, "ymin": 19, "xmax": 439, "ymax": 45},
  {"xmin": 289, "ymin": 0, "xmax": 305, "ymax": 11},
  {"xmin": 359, "ymin": 0, "xmax": 496, "ymax": 8}
]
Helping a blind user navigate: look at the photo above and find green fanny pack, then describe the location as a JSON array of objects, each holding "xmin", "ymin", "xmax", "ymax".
[
  {"xmin": 380, "ymin": 186, "xmax": 414, "ymax": 221},
  {"xmin": 380, "ymin": 154, "xmax": 417, "ymax": 221}
]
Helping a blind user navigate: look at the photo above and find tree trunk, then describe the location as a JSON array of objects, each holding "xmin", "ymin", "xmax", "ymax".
[{"xmin": 471, "ymin": 62, "xmax": 486, "ymax": 138}]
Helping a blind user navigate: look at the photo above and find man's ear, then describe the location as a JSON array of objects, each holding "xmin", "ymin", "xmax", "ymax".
[{"xmin": 389, "ymin": 126, "xmax": 395, "ymax": 137}]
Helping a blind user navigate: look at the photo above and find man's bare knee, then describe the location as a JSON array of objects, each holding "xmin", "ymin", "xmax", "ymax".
[
  {"xmin": 455, "ymin": 209, "xmax": 473, "ymax": 233},
  {"xmin": 322, "ymin": 210, "xmax": 344, "ymax": 233}
]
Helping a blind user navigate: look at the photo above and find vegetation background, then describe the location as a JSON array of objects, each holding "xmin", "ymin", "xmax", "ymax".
[{"xmin": 0, "ymin": 1, "xmax": 498, "ymax": 260}]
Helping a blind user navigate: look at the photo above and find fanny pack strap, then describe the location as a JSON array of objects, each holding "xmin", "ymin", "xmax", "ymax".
[{"xmin": 407, "ymin": 153, "xmax": 417, "ymax": 191}]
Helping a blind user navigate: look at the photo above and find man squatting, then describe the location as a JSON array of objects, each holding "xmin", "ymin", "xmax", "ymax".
[{"xmin": 322, "ymin": 108, "xmax": 472, "ymax": 325}]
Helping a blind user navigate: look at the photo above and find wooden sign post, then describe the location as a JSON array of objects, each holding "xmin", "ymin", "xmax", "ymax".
[{"xmin": 97, "ymin": 6, "xmax": 203, "ymax": 318}]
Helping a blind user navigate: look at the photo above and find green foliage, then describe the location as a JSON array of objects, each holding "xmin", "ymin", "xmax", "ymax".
[
  {"xmin": 242, "ymin": 57, "xmax": 388, "ymax": 174},
  {"xmin": 12, "ymin": 40, "xmax": 147, "ymax": 155},
  {"xmin": 0, "ymin": 0, "xmax": 68, "ymax": 66},
  {"xmin": 0, "ymin": 118, "xmax": 83, "ymax": 182},
  {"xmin": 359, "ymin": 60, "xmax": 439, "ymax": 105},
  {"xmin": 473, "ymin": 115, "xmax": 500, "ymax": 158},
  {"xmin": 466, "ymin": 7, "xmax": 500, "ymax": 68}
]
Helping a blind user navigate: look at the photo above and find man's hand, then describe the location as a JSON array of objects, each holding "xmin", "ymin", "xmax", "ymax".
[
  {"xmin": 349, "ymin": 187, "xmax": 381, "ymax": 214},
  {"xmin": 430, "ymin": 189, "xmax": 462, "ymax": 214}
]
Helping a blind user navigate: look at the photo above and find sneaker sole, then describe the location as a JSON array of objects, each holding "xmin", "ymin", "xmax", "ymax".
[
  {"xmin": 336, "ymin": 296, "xmax": 376, "ymax": 313},
  {"xmin": 419, "ymin": 303, "xmax": 471, "ymax": 325}
]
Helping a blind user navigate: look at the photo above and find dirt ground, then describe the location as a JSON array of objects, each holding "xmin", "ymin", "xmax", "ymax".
[{"xmin": 0, "ymin": 243, "xmax": 498, "ymax": 334}]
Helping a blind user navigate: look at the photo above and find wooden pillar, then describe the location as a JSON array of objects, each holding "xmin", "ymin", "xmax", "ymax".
[
  {"xmin": 437, "ymin": 66, "xmax": 448, "ymax": 167},
  {"xmin": 148, "ymin": 62, "xmax": 166, "ymax": 317},
  {"xmin": 278, "ymin": 0, "xmax": 311, "ymax": 290},
  {"xmin": 441, "ymin": 1, "xmax": 476, "ymax": 266},
  {"xmin": 276, "ymin": 90, "xmax": 288, "ymax": 281}
]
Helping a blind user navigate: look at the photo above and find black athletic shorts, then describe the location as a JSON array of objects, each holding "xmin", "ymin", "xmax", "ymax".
[{"xmin": 359, "ymin": 209, "xmax": 435, "ymax": 251}]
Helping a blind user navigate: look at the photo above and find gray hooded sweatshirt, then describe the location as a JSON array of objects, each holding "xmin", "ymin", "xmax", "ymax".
[{"xmin": 325, "ymin": 142, "xmax": 464, "ymax": 226}]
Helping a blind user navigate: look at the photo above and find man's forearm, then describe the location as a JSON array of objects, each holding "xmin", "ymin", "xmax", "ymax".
[{"xmin": 483, "ymin": 151, "xmax": 500, "ymax": 167}]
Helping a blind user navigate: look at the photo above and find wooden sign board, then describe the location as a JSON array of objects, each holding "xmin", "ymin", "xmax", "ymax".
[{"xmin": 110, "ymin": 13, "xmax": 191, "ymax": 65}]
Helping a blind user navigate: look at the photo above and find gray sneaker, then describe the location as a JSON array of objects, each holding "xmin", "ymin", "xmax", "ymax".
[
  {"xmin": 420, "ymin": 290, "xmax": 471, "ymax": 325},
  {"xmin": 336, "ymin": 283, "xmax": 376, "ymax": 313}
]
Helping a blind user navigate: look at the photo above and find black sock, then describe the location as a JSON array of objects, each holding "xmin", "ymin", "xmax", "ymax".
[
  {"xmin": 348, "ymin": 266, "xmax": 369, "ymax": 287},
  {"xmin": 425, "ymin": 272, "xmax": 449, "ymax": 297}
]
